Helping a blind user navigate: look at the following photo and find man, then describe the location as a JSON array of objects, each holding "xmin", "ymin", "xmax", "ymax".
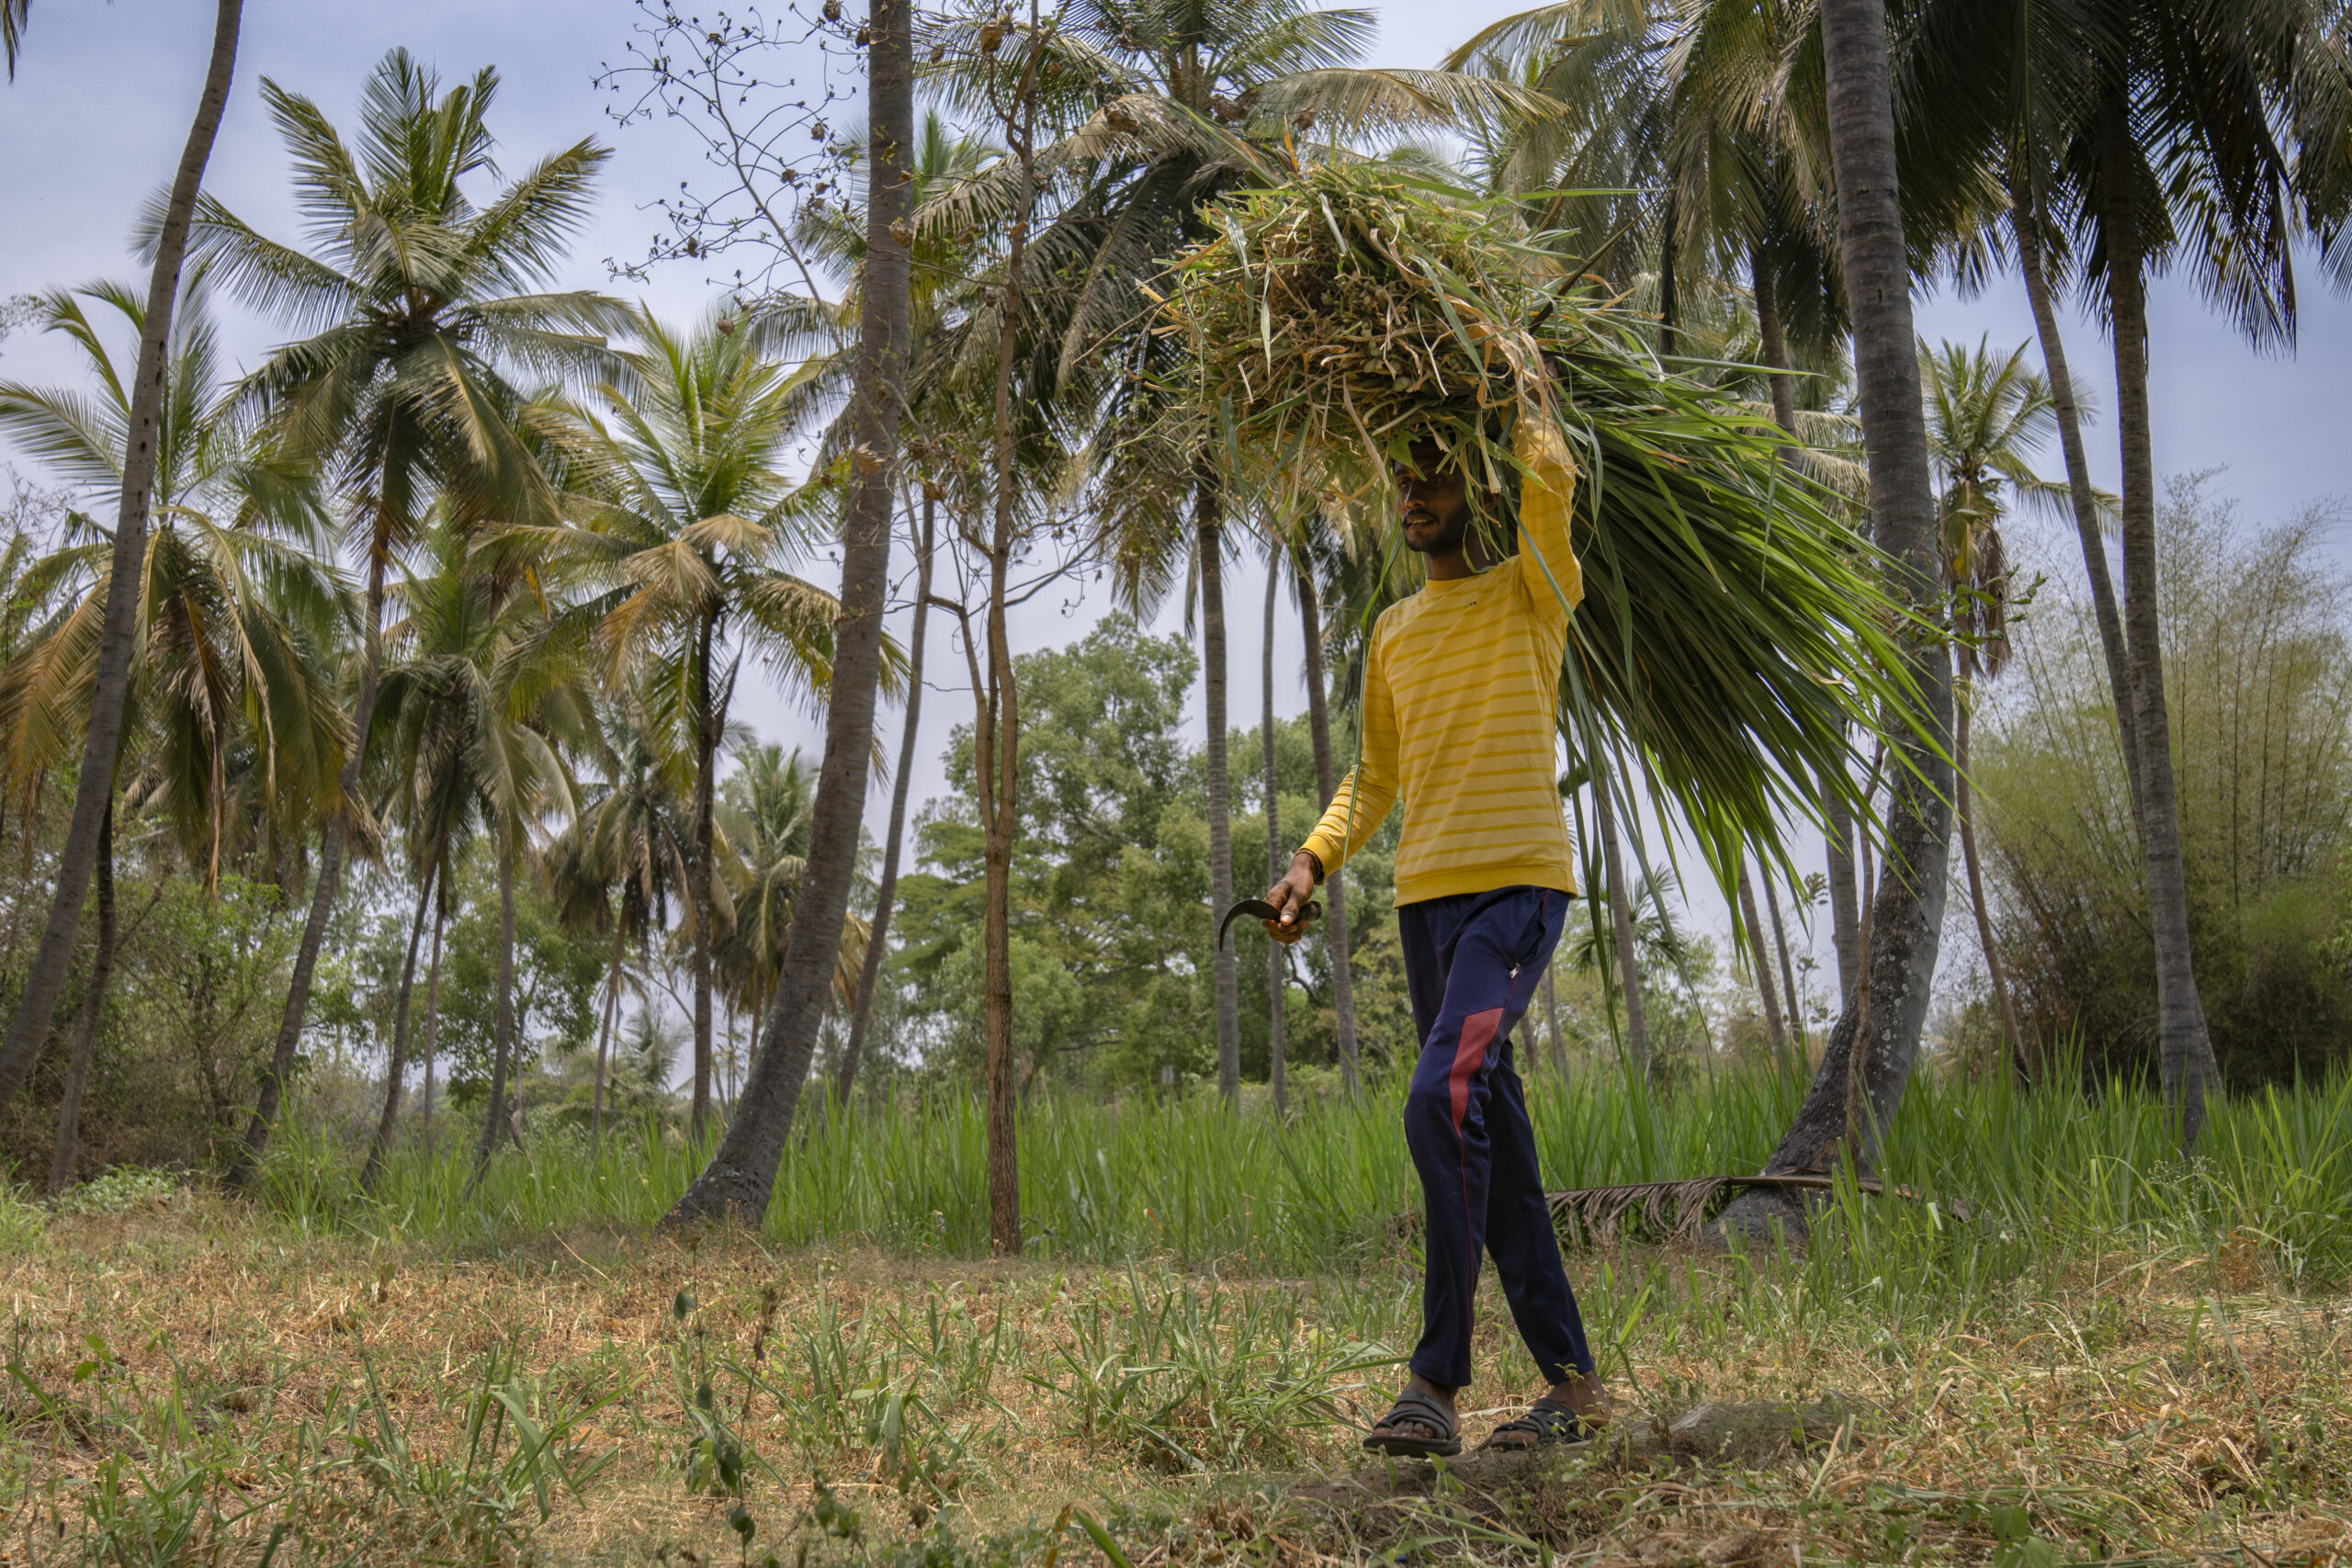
[{"xmin": 1261, "ymin": 427, "xmax": 1608, "ymax": 1456}]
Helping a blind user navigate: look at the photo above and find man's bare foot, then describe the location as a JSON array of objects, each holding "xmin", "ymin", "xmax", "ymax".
[{"xmin": 1482, "ymin": 1370, "xmax": 1611, "ymax": 1450}]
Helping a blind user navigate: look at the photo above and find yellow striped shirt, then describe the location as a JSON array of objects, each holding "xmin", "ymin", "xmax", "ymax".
[{"xmin": 1301, "ymin": 434, "xmax": 1582, "ymax": 906}]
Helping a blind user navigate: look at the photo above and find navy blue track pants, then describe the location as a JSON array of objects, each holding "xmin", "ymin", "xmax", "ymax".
[{"xmin": 1399, "ymin": 886, "xmax": 1596, "ymax": 1391}]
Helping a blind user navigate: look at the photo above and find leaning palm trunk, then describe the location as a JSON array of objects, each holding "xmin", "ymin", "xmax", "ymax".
[
  {"xmin": 1821, "ymin": 779, "xmax": 1861, "ymax": 1004},
  {"xmin": 359, "ymin": 863, "xmax": 436, "ymax": 1193},
  {"xmin": 1292, "ymin": 547, "xmax": 1359, "ymax": 1092},
  {"xmin": 420, "ymin": 891, "xmax": 444, "ymax": 1150},
  {"xmin": 2098, "ymin": 87, "xmax": 2220, "ymax": 1145},
  {"xmin": 1593, "ymin": 766, "xmax": 1650, "ymax": 1075},
  {"xmin": 2008, "ymin": 172, "xmax": 2143, "ymax": 824},
  {"xmin": 1736, "ymin": 859, "xmax": 1788, "ymax": 1063},
  {"xmin": 1201, "ymin": 479, "xmax": 1238, "ymax": 1105},
  {"xmin": 662, "ymin": 0, "xmax": 913, "ymax": 1226},
  {"xmin": 1261, "ymin": 558, "xmax": 1285, "ymax": 1117},
  {"xmin": 1756, "ymin": 243, "xmax": 1860, "ymax": 1012},
  {"xmin": 1763, "ymin": 869, "xmax": 1803, "ymax": 1059},
  {"xmin": 47, "ymin": 803, "xmax": 116, "ymax": 1195},
  {"xmin": 690, "ymin": 617, "xmax": 717, "ymax": 1139},
  {"xmin": 229, "ymin": 552, "xmax": 385, "ymax": 1190},
  {"xmin": 592, "ymin": 924, "xmax": 624, "ymax": 1145},
  {"xmin": 0, "ymin": 0, "xmax": 242, "ymax": 1114},
  {"xmin": 471, "ymin": 834, "xmax": 521, "ymax": 1180},
  {"xmin": 1717, "ymin": 0, "xmax": 1953, "ymax": 1244},
  {"xmin": 840, "ymin": 491, "xmax": 934, "ymax": 1103}
]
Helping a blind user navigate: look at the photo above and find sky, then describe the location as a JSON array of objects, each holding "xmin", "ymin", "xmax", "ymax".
[{"xmin": 3, "ymin": 0, "xmax": 2346, "ymax": 1021}]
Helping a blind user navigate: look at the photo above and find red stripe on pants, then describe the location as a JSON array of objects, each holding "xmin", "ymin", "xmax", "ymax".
[{"xmin": 1449, "ymin": 1007, "xmax": 1503, "ymax": 1132}]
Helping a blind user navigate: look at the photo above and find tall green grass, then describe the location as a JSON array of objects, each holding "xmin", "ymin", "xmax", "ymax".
[{"xmin": 262, "ymin": 1063, "xmax": 2352, "ymax": 1287}]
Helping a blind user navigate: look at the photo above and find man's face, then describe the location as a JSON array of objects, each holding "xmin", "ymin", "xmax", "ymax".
[{"xmin": 1397, "ymin": 440, "xmax": 1471, "ymax": 557}]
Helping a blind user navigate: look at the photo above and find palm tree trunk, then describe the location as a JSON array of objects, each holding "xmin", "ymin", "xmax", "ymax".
[
  {"xmin": 358, "ymin": 862, "xmax": 435, "ymax": 1193},
  {"xmin": 1261, "ymin": 557, "xmax": 1285, "ymax": 1117},
  {"xmin": 1751, "ymin": 241, "xmax": 1798, "ymax": 437},
  {"xmin": 1200, "ymin": 479, "xmax": 1239, "ymax": 1106},
  {"xmin": 1719, "ymin": 0, "xmax": 1953, "ymax": 1244},
  {"xmin": 979, "ymin": 559, "xmax": 1020, "ymax": 1253},
  {"xmin": 690, "ymin": 615, "xmax": 717, "ymax": 1141},
  {"xmin": 228, "ymin": 548, "xmax": 386, "ymax": 1190},
  {"xmin": 1593, "ymin": 770, "xmax": 1650, "ymax": 1075},
  {"xmin": 1763, "ymin": 866, "xmax": 1803, "ymax": 1058},
  {"xmin": 46, "ymin": 802, "xmax": 115, "ymax": 1195},
  {"xmin": 1822, "ymin": 777, "xmax": 1860, "ymax": 1005},
  {"xmin": 664, "ymin": 0, "xmax": 912, "ymax": 1225},
  {"xmin": 1657, "ymin": 192, "xmax": 1679, "ymax": 359},
  {"xmin": 593, "ymin": 920, "xmax": 624, "ymax": 1145},
  {"xmin": 970, "ymin": 12, "xmax": 1046, "ymax": 1257},
  {"xmin": 2008, "ymin": 171, "xmax": 2143, "ymax": 825},
  {"xmin": 1954, "ymin": 682, "xmax": 2027, "ymax": 1084},
  {"xmin": 472, "ymin": 832, "xmax": 520, "ymax": 1177},
  {"xmin": 2098, "ymin": 85, "xmax": 2220, "ymax": 1145},
  {"xmin": 1736, "ymin": 859, "xmax": 1789, "ymax": 1063},
  {"xmin": 0, "ymin": 0, "xmax": 242, "ymax": 1114},
  {"xmin": 421, "ymin": 887, "xmax": 443, "ymax": 1152},
  {"xmin": 840, "ymin": 490, "xmax": 933, "ymax": 1103},
  {"xmin": 1291, "ymin": 545, "xmax": 1359, "ymax": 1092}
]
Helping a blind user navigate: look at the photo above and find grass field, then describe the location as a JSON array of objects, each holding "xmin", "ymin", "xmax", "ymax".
[{"xmin": 5, "ymin": 1068, "xmax": 2351, "ymax": 1564}]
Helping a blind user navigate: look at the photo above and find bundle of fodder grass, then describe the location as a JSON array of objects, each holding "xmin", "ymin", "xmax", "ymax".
[{"xmin": 1159, "ymin": 161, "xmax": 1926, "ymax": 887}]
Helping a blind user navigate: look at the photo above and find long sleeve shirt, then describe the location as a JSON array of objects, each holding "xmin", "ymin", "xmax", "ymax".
[{"xmin": 1300, "ymin": 426, "xmax": 1582, "ymax": 906}]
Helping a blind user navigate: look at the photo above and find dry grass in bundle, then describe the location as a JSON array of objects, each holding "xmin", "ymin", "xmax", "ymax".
[
  {"xmin": 1158, "ymin": 162, "xmax": 1563, "ymax": 510},
  {"xmin": 1157, "ymin": 162, "xmax": 1928, "ymax": 891}
]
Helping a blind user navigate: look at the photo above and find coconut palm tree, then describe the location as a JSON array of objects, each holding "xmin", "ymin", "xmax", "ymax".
[
  {"xmin": 0, "ymin": 279, "xmax": 349, "ymax": 1156},
  {"xmin": 368, "ymin": 525, "xmax": 589, "ymax": 1180},
  {"xmin": 545, "ymin": 693, "xmax": 691, "ymax": 1145},
  {"xmin": 1715, "ymin": 0, "xmax": 1956, "ymax": 1243},
  {"xmin": 668, "ymin": 0, "xmax": 917, "ymax": 1227},
  {"xmin": 0, "ymin": 0, "xmax": 245, "ymax": 1120},
  {"xmin": 786, "ymin": 110, "xmax": 1001, "ymax": 1109},
  {"xmin": 1905, "ymin": 0, "xmax": 2352, "ymax": 1137},
  {"xmin": 714, "ymin": 742, "xmax": 870, "ymax": 1067},
  {"xmin": 181, "ymin": 47, "xmax": 628, "ymax": 1187},
  {"xmin": 536, "ymin": 309, "xmax": 851, "ymax": 1140},
  {"xmin": 1917, "ymin": 335, "xmax": 2101, "ymax": 1084}
]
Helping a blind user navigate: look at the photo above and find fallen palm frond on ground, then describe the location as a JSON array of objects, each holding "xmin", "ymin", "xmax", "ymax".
[
  {"xmin": 2, "ymin": 1193, "xmax": 2347, "ymax": 1565},
  {"xmin": 1544, "ymin": 1172, "xmax": 1970, "ymax": 1247},
  {"xmin": 1156, "ymin": 160, "xmax": 1929, "ymax": 891}
]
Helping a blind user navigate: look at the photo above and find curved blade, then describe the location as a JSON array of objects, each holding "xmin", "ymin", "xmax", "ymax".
[{"xmin": 1218, "ymin": 897, "xmax": 1320, "ymax": 949}]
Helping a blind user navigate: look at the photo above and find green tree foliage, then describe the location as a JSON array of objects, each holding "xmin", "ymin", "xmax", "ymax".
[
  {"xmin": 431, "ymin": 841, "xmax": 605, "ymax": 1110},
  {"xmin": 1976, "ymin": 479, "xmax": 2352, "ymax": 1086},
  {"xmin": 889, "ymin": 614, "xmax": 1409, "ymax": 1095}
]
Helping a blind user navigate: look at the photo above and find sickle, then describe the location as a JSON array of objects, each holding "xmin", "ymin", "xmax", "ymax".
[{"xmin": 1218, "ymin": 897, "xmax": 1320, "ymax": 950}]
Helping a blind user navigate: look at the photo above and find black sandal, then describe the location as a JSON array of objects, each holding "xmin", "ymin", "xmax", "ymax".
[
  {"xmin": 1363, "ymin": 1388, "xmax": 1462, "ymax": 1458},
  {"xmin": 1477, "ymin": 1396, "xmax": 1600, "ymax": 1450}
]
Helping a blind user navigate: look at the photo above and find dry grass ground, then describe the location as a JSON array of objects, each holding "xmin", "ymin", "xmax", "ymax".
[{"xmin": 1, "ymin": 1189, "xmax": 2346, "ymax": 1565}]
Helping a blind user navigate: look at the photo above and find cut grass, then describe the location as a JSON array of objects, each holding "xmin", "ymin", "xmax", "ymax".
[{"xmin": 2, "ymin": 1179, "xmax": 2348, "ymax": 1564}]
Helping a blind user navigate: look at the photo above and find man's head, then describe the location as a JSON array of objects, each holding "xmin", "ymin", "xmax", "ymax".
[{"xmin": 1396, "ymin": 438, "xmax": 1472, "ymax": 558}]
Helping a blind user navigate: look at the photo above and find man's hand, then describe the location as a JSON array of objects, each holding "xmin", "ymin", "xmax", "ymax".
[{"xmin": 1262, "ymin": 851, "xmax": 1322, "ymax": 943}]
